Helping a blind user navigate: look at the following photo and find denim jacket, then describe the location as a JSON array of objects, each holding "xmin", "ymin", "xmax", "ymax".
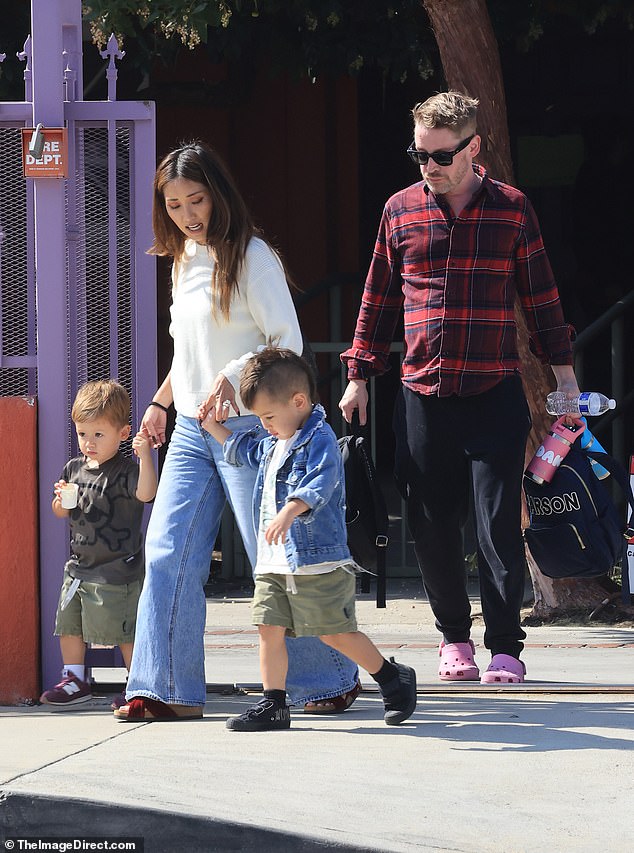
[{"xmin": 224, "ymin": 404, "xmax": 351, "ymax": 572}]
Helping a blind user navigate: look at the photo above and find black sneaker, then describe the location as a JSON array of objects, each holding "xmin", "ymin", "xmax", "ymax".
[
  {"xmin": 380, "ymin": 658, "xmax": 417, "ymax": 725},
  {"xmin": 226, "ymin": 698, "xmax": 291, "ymax": 732}
]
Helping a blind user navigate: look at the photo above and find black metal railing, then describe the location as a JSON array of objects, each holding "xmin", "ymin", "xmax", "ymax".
[{"xmin": 573, "ymin": 288, "xmax": 634, "ymax": 464}]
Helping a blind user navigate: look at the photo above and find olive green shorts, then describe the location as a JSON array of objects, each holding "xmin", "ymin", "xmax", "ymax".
[
  {"xmin": 252, "ymin": 567, "xmax": 358, "ymax": 637},
  {"xmin": 54, "ymin": 570, "xmax": 141, "ymax": 645}
]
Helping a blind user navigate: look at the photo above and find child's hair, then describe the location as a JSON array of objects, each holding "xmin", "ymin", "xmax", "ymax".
[
  {"xmin": 239, "ymin": 348, "xmax": 317, "ymax": 411},
  {"xmin": 71, "ymin": 380, "xmax": 130, "ymax": 428}
]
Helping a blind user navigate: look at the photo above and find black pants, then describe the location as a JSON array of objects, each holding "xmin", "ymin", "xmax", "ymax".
[{"xmin": 393, "ymin": 375, "xmax": 531, "ymax": 658}]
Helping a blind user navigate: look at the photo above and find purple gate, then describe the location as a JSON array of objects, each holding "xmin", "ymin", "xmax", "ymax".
[{"xmin": 0, "ymin": 0, "xmax": 156, "ymax": 690}]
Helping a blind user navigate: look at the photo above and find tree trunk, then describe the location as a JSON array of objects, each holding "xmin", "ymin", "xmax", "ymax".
[
  {"xmin": 421, "ymin": 0, "xmax": 612, "ymax": 617},
  {"xmin": 524, "ymin": 551, "xmax": 623, "ymax": 621},
  {"xmin": 421, "ymin": 0, "xmax": 513, "ymax": 184}
]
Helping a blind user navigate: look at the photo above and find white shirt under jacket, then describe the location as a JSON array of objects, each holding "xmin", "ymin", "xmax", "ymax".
[{"xmin": 169, "ymin": 236, "xmax": 303, "ymax": 417}]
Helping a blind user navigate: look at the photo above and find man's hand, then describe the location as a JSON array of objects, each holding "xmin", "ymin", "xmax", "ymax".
[
  {"xmin": 339, "ymin": 379, "xmax": 368, "ymax": 425},
  {"xmin": 551, "ymin": 364, "xmax": 582, "ymax": 425}
]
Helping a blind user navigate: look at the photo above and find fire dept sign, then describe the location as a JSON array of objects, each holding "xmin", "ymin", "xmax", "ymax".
[{"xmin": 21, "ymin": 127, "xmax": 68, "ymax": 178}]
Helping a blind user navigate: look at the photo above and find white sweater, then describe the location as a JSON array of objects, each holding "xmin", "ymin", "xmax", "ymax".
[{"xmin": 169, "ymin": 237, "xmax": 303, "ymax": 417}]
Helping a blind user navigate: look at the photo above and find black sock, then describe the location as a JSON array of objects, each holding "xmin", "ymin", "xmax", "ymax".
[
  {"xmin": 263, "ymin": 689, "xmax": 287, "ymax": 706},
  {"xmin": 370, "ymin": 659, "xmax": 399, "ymax": 691}
]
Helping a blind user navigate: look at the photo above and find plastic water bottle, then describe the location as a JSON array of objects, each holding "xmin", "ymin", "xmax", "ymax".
[
  {"xmin": 579, "ymin": 418, "xmax": 610, "ymax": 480},
  {"xmin": 545, "ymin": 391, "xmax": 616, "ymax": 417},
  {"xmin": 525, "ymin": 417, "xmax": 586, "ymax": 485}
]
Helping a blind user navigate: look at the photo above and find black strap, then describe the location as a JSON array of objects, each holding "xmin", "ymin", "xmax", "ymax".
[
  {"xmin": 376, "ymin": 544, "xmax": 386, "ymax": 609},
  {"xmin": 347, "ymin": 411, "xmax": 388, "ymax": 608},
  {"xmin": 348, "ymin": 408, "xmax": 368, "ymax": 439},
  {"xmin": 582, "ymin": 449, "xmax": 634, "ymax": 537}
]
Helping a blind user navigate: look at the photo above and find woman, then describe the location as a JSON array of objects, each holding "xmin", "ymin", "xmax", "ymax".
[{"xmin": 115, "ymin": 141, "xmax": 360, "ymax": 720}]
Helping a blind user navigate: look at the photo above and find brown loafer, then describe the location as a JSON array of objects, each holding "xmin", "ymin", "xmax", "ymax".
[
  {"xmin": 114, "ymin": 697, "xmax": 203, "ymax": 721},
  {"xmin": 303, "ymin": 680, "xmax": 362, "ymax": 714}
]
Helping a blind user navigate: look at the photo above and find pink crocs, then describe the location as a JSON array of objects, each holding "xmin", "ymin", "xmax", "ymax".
[
  {"xmin": 438, "ymin": 640, "xmax": 480, "ymax": 681},
  {"xmin": 481, "ymin": 654, "xmax": 526, "ymax": 684}
]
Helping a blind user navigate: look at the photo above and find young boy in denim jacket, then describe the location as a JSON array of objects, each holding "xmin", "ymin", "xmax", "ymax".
[{"xmin": 200, "ymin": 347, "xmax": 416, "ymax": 731}]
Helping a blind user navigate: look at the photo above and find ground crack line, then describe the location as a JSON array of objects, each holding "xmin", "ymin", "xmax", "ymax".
[{"xmin": 0, "ymin": 724, "xmax": 146, "ymax": 787}]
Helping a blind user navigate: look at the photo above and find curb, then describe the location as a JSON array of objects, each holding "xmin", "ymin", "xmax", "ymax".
[{"xmin": 0, "ymin": 792, "xmax": 379, "ymax": 853}]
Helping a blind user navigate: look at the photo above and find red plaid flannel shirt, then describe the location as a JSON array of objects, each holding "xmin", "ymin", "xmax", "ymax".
[{"xmin": 342, "ymin": 166, "xmax": 573, "ymax": 396}]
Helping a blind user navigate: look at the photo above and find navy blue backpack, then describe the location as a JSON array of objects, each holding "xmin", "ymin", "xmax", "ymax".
[{"xmin": 523, "ymin": 444, "xmax": 634, "ymax": 580}]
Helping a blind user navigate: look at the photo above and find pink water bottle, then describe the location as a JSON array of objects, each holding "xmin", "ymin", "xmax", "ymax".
[{"xmin": 525, "ymin": 417, "xmax": 586, "ymax": 485}]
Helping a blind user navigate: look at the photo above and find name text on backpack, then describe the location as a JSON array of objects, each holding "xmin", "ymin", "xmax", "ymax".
[{"xmin": 526, "ymin": 491, "xmax": 581, "ymax": 516}]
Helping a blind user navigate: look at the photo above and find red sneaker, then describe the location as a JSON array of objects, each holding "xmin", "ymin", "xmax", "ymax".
[{"xmin": 40, "ymin": 673, "xmax": 92, "ymax": 706}]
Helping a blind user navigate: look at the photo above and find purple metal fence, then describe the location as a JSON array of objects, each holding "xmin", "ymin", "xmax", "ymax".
[{"xmin": 0, "ymin": 0, "xmax": 156, "ymax": 690}]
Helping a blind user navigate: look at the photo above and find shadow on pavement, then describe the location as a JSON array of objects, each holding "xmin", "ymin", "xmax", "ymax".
[{"xmin": 0, "ymin": 792, "xmax": 379, "ymax": 853}]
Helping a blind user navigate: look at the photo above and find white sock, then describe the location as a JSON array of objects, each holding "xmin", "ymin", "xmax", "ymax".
[{"xmin": 63, "ymin": 665, "xmax": 85, "ymax": 681}]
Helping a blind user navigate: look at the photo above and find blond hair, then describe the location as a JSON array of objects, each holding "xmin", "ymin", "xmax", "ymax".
[
  {"xmin": 412, "ymin": 91, "xmax": 479, "ymax": 137},
  {"xmin": 71, "ymin": 380, "xmax": 130, "ymax": 428}
]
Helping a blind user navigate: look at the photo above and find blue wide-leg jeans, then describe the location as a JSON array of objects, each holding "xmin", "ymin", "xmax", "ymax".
[{"xmin": 127, "ymin": 414, "xmax": 358, "ymax": 707}]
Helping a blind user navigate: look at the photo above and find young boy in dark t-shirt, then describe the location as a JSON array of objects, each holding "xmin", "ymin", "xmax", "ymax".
[{"xmin": 40, "ymin": 380, "xmax": 157, "ymax": 708}]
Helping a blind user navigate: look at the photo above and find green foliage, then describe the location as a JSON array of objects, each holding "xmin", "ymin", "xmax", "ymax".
[
  {"xmin": 81, "ymin": 0, "xmax": 634, "ymax": 84},
  {"xmin": 3, "ymin": 1, "xmax": 634, "ymax": 99},
  {"xmin": 83, "ymin": 1, "xmax": 436, "ymax": 82}
]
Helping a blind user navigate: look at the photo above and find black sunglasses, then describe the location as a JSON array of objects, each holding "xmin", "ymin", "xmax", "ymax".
[{"xmin": 406, "ymin": 134, "xmax": 474, "ymax": 167}]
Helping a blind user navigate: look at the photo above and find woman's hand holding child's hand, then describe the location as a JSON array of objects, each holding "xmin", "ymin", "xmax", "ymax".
[
  {"xmin": 198, "ymin": 406, "xmax": 230, "ymax": 443},
  {"xmin": 198, "ymin": 404, "xmax": 217, "ymax": 436},
  {"xmin": 141, "ymin": 405, "xmax": 167, "ymax": 449},
  {"xmin": 199, "ymin": 373, "xmax": 240, "ymax": 423}
]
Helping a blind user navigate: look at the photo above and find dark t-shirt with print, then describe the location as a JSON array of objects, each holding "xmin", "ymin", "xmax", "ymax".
[{"xmin": 61, "ymin": 452, "xmax": 144, "ymax": 585}]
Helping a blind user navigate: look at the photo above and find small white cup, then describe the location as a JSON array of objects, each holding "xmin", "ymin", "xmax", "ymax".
[{"xmin": 60, "ymin": 482, "xmax": 79, "ymax": 509}]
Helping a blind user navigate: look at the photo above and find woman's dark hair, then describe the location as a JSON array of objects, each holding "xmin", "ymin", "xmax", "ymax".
[{"xmin": 150, "ymin": 141, "xmax": 261, "ymax": 320}]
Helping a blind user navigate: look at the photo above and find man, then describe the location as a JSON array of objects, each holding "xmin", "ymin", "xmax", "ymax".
[{"xmin": 339, "ymin": 91, "xmax": 579, "ymax": 684}]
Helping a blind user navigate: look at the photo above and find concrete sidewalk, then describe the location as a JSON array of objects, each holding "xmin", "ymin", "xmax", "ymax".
[{"xmin": 1, "ymin": 582, "xmax": 634, "ymax": 852}]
